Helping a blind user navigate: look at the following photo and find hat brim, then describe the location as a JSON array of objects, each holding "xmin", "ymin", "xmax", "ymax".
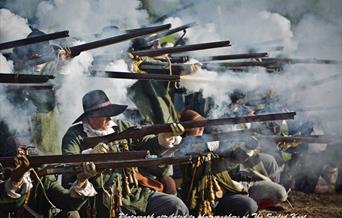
[{"xmin": 72, "ymin": 104, "xmax": 127, "ymax": 124}]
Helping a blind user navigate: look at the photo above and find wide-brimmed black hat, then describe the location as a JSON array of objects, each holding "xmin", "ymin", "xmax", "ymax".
[{"xmin": 73, "ymin": 90, "xmax": 127, "ymax": 124}]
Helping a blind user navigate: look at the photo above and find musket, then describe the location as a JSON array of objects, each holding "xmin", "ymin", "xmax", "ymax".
[
  {"xmin": 261, "ymin": 57, "xmax": 342, "ymax": 65},
  {"xmin": 205, "ymin": 57, "xmax": 342, "ymax": 70},
  {"xmin": 0, "ymin": 83, "xmax": 54, "ymax": 90},
  {"xmin": 0, "ymin": 150, "xmax": 149, "ymax": 168},
  {"xmin": 83, "ymin": 112, "xmax": 296, "ymax": 149},
  {"xmin": 146, "ymin": 22, "xmax": 197, "ymax": 42},
  {"xmin": 68, "ymin": 24, "xmax": 171, "ymax": 57},
  {"xmin": 257, "ymin": 134, "xmax": 342, "ymax": 144},
  {"xmin": 172, "ymin": 52, "xmax": 269, "ymax": 62},
  {"xmin": 125, "ymin": 25, "xmax": 171, "ymax": 33},
  {"xmin": 37, "ymin": 156, "xmax": 193, "ymax": 176},
  {"xmin": 211, "ymin": 130, "xmax": 342, "ymax": 145},
  {"xmin": 0, "ymin": 73, "xmax": 54, "ymax": 83},
  {"xmin": 0, "ymin": 31, "xmax": 69, "ymax": 50},
  {"xmin": 91, "ymin": 71, "xmax": 181, "ymax": 81},
  {"xmin": 130, "ymin": 40, "xmax": 231, "ymax": 57},
  {"xmin": 202, "ymin": 61, "xmax": 274, "ymax": 69},
  {"xmin": 138, "ymin": 63, "xmax": 186, "ymax": 74},
  {"xmin": 19, "ymin": 24, "xmax": 171, "ymax": 67},
  {"xmin": 93, "ymin": 52, "xmax": 267, "ymax": 66}
]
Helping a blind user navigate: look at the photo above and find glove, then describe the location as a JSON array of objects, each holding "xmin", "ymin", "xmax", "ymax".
[
  {"xmin": 76, "ymin": 162, "xmax": 97, "ymax": 183},
  {"xmin": 87, "ymin": 143, "xmax": 110, "ymax": 154},
  {"xmin": 158, "ymin": 123, "xmax": 184, "ymax": 148},
  {"xmin": 10, "ymin": 154, "xmax": 31, "ymax": 185}
]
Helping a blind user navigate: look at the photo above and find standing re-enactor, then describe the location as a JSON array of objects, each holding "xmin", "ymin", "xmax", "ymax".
[{"xmin": 61, "ymin": 89, "xmax": 188, "ymax": 217}]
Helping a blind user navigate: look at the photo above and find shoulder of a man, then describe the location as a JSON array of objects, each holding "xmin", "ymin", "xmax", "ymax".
[
  {"xmin": 62, "ymin": 124, "xmax": 85, "ymax": 152},
  {"xmin": 63, "ymin": 124, "xmax": 85, "ymax": 138}
]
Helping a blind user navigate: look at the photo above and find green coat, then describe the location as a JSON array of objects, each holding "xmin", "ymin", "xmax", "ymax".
[
  {"xmin": 128, "ymin": 80, "xmax": 178, "ymax": 125},
  {"xmin": 6, "ymin": 61, "xmax": 60, "ymax": 154},
  {"xmin": 30, "ymin": 61, "xmax": 60, "ymax": 154},
  {"xmin": 61, "ymin": 119, "xmax": 162, "ymax": 216},
  {"xmin": 0, "ymin": 175, "xmax": 88, "ymax": 218}
]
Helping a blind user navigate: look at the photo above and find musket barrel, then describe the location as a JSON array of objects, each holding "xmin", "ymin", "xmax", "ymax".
[
  {"xmin": 1, "ymin": 83, "xmax": 54, "ymax": 90},
  {"xmin": 69, "ymin": 24, "xmax": 171, "ymax": 57},
  {"xmin": 96, "ymin": 156, "xmax": 192, "ymax": 169},
  {"xmin": 0, "ymin": 150, "xmax": 149, "ymax": 168},
  {"xmin": 92, "ymin": 71, "xmax": 180, "ymax": 81},
  {"xmin": 258, "ymin": 135, "xmax": 342, "ymax": 144},
  {"xmin": 0, "ymin": 73, "xmax": 55, "ymax": 84},
  {"xmin": 146, "ymin": 22, "xmax": 197, "ymax": 42},
  {"xmin": 131, "ymin": 40, "xmax": 231, "ymax": 57},
  {"xmin": 83, "ymin": 112, "xmax": 296, "ymax": 148},
  {"xmin": 200, "ymin": 52, "xmax": 268, "ymax": 62},
  {"xmin": 262, "ymin": 58, "xmax": 342, "ymax": 65},
  {"xmin": 0, "ymin": 31, "xmax": 69, "ymax": 50},
  {"xmin": 38, "ymin": 156, "xmax": 193, "ymax": 176},
  {"xmin": 204, "ymin": 61, "xmax": 270, "ymax": 68}
]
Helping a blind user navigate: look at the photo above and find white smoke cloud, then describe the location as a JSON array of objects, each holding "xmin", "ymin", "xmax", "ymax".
[
  {"xmin": 0, "ymin": 87, "xmax": 33, "ymax": 141},
  {"xmin": 35, "ymin": 0, "xmax": 149, "ymax": 36},
  {"xmin": 0, "ymin": 8, "xmax": 31, "ymax": 44},
  {"xmin": 0, "ymin": 53, "xmax": 13, "ymax": 73}
]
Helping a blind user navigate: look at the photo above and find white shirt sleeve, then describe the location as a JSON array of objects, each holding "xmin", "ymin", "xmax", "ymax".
[
  {"xmin": 70, "ymin": 180, "xmax": 97, "ymax": 198},
  {"xmin": 5, "ymin": 172, "xmax": 33, "ymax": 199}
]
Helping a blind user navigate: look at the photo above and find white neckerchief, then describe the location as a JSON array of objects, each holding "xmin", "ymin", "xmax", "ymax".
[{"xmin": 83, "ymin": 119, "xmax": 116, "ymax": 137}]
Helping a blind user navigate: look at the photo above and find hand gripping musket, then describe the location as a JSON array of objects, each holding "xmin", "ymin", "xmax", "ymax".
[
  {"xmin": 37, "ymin": 156, "xmax": 193, "ymax": 176},
  {"xmin": 0, "ymin": 73, "xmax": 55, "ymax": 83},
  {"xmin": 130, "ymin": 40, "xmax": 231, "ymax": 57},
  {"xmin": 0, "ymin": 31, "xmax": 69, "ymax": 50},
  {"xmin": 83, "ymin": 112, "xmax": 296, "ymax": 149},
  {"xmin": 0, "ymin": 150, "xmax": 149, "ymax": 168}
]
